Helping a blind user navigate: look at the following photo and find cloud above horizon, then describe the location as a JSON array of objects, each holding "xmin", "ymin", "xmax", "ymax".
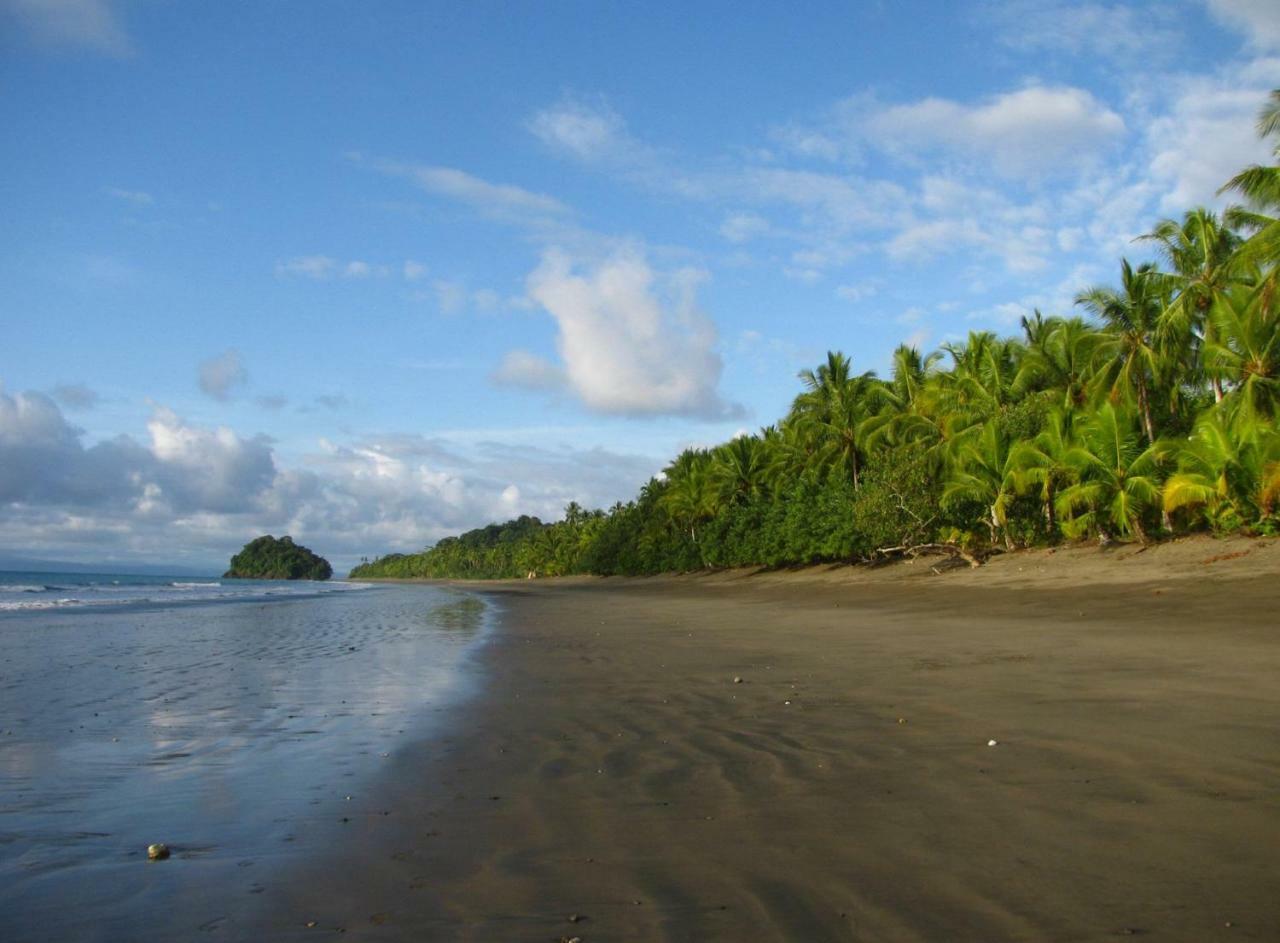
[
  {"xmin": 197, "ymin": 349, "xmax": 248, "ymax": 401},
  {"xmin": 0, "ymin": 388, "xmax": 662, "ymax": 568},
  {"xmin": 499, "ymin": 248, "xmax": 744, "ymax": 420},
  {"xmin": 1, "ymin": 0, "xmax": 131, "ymax": 56}
]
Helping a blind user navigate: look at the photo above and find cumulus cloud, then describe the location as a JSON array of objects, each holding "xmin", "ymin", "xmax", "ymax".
[
  {"xmin": 0, "ymin": 388, "xmax": 663, "ymax": 570},
  {"xmin": 2, "ymin": 0, "xmax": 131, "ymax": 56},
  {"xmin": 865, "ymin": 86, "xmax": 1126, "ymax": 178},
  {"xmin": 198, "ymin": 349, "xmax": 248, "ymax": 401},
  {"xmin": 516, "ymin": 248, "xmax": 742, "ymax": 419}
]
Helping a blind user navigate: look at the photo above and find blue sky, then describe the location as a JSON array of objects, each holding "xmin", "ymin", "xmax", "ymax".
[{"xmin": 2, "ymin": 0, "xmax": 1279, "ymax": 572}]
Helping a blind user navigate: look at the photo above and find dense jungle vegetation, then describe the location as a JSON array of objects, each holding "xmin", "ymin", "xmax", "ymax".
[
  {"xmin": 351, "ymin": 91, "xmax": 1280, "ymax": 581},
  {"xmin": 225, "ymin": 535, "xmax": 333, "ymax": 580}
]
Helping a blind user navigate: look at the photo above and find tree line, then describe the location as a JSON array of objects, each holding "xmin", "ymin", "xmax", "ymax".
[{"xmin": 350, "ymin": 91, "xmax": 1280, "ymax": 581}]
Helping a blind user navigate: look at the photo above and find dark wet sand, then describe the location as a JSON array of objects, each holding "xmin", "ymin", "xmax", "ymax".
[{"xmin": 253, "ymin": 537, "xmax": 1280, "ymax": 941}]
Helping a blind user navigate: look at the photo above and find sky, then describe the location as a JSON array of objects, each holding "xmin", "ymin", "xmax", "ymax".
[{"xmin": 2, "ymin": 0, "xmax": 1279, "ymax": 573}]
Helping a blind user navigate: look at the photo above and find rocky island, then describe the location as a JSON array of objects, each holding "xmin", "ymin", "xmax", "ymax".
[{"xmin": 223, "ymin": 535, "xmax": 332, "ymax": 580}]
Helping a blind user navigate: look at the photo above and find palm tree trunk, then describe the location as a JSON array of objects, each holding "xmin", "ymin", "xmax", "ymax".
[{"xmin": 1137, "ymin": 376, "xmax": 1156, "ymax": 444}]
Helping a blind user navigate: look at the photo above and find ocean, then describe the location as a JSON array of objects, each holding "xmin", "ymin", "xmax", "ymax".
[{"xmin": 0, "ymin": 570, "xmax": 492, "ymax": 941}]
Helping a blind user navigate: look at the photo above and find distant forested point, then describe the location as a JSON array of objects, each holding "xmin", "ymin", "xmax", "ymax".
[
  {"xmin": 351, "ymin": 89, "xmax": 1280, "ymax": 582},
  {"xmin": 225, "ymin": 535, "xmax": 332, "ymax": 580}
]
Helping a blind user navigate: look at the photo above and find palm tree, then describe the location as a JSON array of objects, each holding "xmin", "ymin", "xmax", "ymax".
[
  {"xmin": 1221, "ymin": 89, "xmax": 1280, "ymax": 271},
  {"xmin": 941, "ymin": 420, "xmax": 1020, "ymax": 549},
  {"xmin": 1012, "ymin": 316, "xmax": 1103, "ymax": 408},
  {"xmin": 1139, "ymin": 207, "xmax": 1246, "ymax": 401},
  {"xmin": 660, "ymin": 450, "xmax": 718, "ymax": 548},
  {"xmin": 934, "ymin": 331, "xmax": 1021, "ymax": 424},
  {"xmin": 711, "ymin": 435, "xmax": 767, "ymax": 505},
  {"xmin": 1056, "ymin": 403, "xmax": 1165, "ymax": 543},
  {"xmin": 862, "ymin": 344, "xmax": 945, "ymax": 450},
  {"xmin": 1076, "ymin": 260, "xmax": 1168, "ymax": 444},
  {"xmin": 1204, "ymin": 280, "xmax": 1280, "ymax": 425},
  {"xmin": 1010, "ymin": 407, "xmax": 1081, "ymax": 534},
  {"xmin": 794, "ymin": 351, "xmax": 882, "ymax": 489},
  {"xmin": 1163, "ymin": 412, "xmax": 1280, "ymax": 531}
]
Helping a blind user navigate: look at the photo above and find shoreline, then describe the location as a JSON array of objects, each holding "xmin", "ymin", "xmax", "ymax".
[{"xmin": 241, "ymin": 534, "xmax": 1280, "ymax": 941}]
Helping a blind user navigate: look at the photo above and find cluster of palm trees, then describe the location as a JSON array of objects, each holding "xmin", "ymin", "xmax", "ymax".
[
  {"xmin": 659, "ymin": 91, "xmax": 1280, "ymax": 551},
  {"xmin": 352, "ymin": 92, "xmax": 1280, "ymax": 581}
]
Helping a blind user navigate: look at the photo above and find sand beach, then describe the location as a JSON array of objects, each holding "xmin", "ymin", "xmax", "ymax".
[{"xmin": 241, "ymin": 536, "xmax": 1280, "ymax": 942}]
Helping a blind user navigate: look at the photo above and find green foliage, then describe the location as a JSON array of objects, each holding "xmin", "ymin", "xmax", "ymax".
[
  {"xmin": 225, "ymin": 535, "xmax": 332, "ymax": 580},
  {"xmin": 351, "ymin": 90, "xmax": 1280, "ymax": 578}
]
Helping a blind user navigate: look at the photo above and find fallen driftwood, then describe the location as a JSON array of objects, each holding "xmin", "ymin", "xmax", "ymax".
[{"xmin": 872, "ymin": 542, "xmax": 986, "ymax": 569}]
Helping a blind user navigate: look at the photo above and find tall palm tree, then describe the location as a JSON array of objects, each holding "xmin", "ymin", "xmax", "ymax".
[
  {"xmin": 1076, "ymin": 259, "xmax": 1169, "ymax": 444},
  {"xmin": 1010, "ymin": 407, "xmax": 1081, "ymax": 534},
  {"xmin": 1139, "ymin": 207, "xmax": 1246, "ymax": 401},
  {"xmin": 794, "ymin": 351, "xmax": 881, "ymax": 489},
  {"xmin": 711, "ymin": 435, "xmax": 767, "ymax": 505},
  {"xmin": 1204, "ymin": 280, "xmax": 1280, "ymax": 425},
  {"xmin": 1012, "ymin": 316, "xmax": 1103, "ymax": 408},
  {"xmin": 1056, "ymin": 403, "xmax": 1165, "ymax": 543},
  {"xmin": 1221, "ymin": 89, "xmax": 1280, "ymax": 271},
  {"xmin": 941, "ymin": 420, "xmax": 1020, "ymax": 549},
  {"xmin": 934, "ymin": 331, "xmax": 1021, "ymax": 423},
  {"xmin": 862, "ymin": 344, "xmax": 944, "ymax": 452},
  {"xmin": 660, "ymin": 450, "xmax": 718, "ymax": 547}
]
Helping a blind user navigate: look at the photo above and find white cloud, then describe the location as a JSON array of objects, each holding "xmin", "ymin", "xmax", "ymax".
[
  {"xmin": 491, "ymin": 350, "xmax": 566, "ymax": 391},
  {"xmin": 276, "ymin": 256, "xmax": 391, "ymax": 280},
  {"xmin": 986, "ymin": 1, "xmax": 1184, "ymax": 63},
  {"xmin": 0, "ymin": 388, "xmax": 663, "ymax": 570},
  {"xmin": 529, "ymin": 96, "xmax": 629, "ymax": 162},
  {"xmin": 401, "ymin": 163, "xmax": 569, "ymax": 220},
  {"xmin": 745, "ymin": 167, "xmax": 908, "ymax": 233},
  {"xmin": 1206, "ymin": 0, "xmax": 1280, "ymax": 50},
  {"xmin": 520, "ymin": 247, "xmax": 742, "ymax": 419},
  {"xmin": 865, "ymin": 86, "xmax": 1126, "ymax": 178},
  {"xmin": 835, "ymin": 278, "xmax": 882, "ymax": 303},
  {"xmin": 104, "ymin": 186, "xmax": 152, "ymax": 205},
  {"xmin": 719, "ymin": 212, "xmax": 770, "ymax": 243},
  {"xmin": 146, "ymin": 407, "xmax": 276, "ymax": 513},
  {"xmin": 430, "ymin": 280, "xmax": 464, "ymax": 315},
  {"xmin": 198, "ymin": 349, "xmax": 248, "ymax": 401},
  {"xmin": 276, "ymin": 255, "xmax": 337, "ymax": 279},
  {"xmin": 1145, "ymin": 62, "xmax": 1280, "ymax": 212},
  {"xmin": 2, "ymin": 0, "xmax": 131, "ymax": 56},
  {"xmin": 403, "ymin": 259, "xmax": 428, "ymax": 281}
]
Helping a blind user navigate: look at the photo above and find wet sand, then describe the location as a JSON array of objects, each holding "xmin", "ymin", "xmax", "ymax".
[
  {"xmin": 252, "ymin": 537, "xmax": 1279, "ymax": 941},
  {"xmin": 0, "ymin": 586, "xmax": 488, "ymax": 943}
]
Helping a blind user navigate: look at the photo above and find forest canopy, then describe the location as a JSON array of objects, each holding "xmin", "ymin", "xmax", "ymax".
[
  {"xmin": 225, "ymin": 535, "xmax": 333, "ymax": 581},
  {"xmin": 351, "ymin": 90, "xmax": 1280, "ymax": 582}
]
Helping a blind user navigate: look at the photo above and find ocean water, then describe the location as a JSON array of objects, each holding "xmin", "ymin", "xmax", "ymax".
[
  {"xmin": 0, "ymin": 569, "xmax": 368, "ymax": 611},
  {"xmin": 0, "ymin": 573, "xmax": 492, "ymax": 941}
]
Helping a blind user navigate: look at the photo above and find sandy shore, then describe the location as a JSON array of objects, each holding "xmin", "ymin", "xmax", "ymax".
[{"xmin": 255, "ymin": 536, "xmax": 1280, "ymax": 941}]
